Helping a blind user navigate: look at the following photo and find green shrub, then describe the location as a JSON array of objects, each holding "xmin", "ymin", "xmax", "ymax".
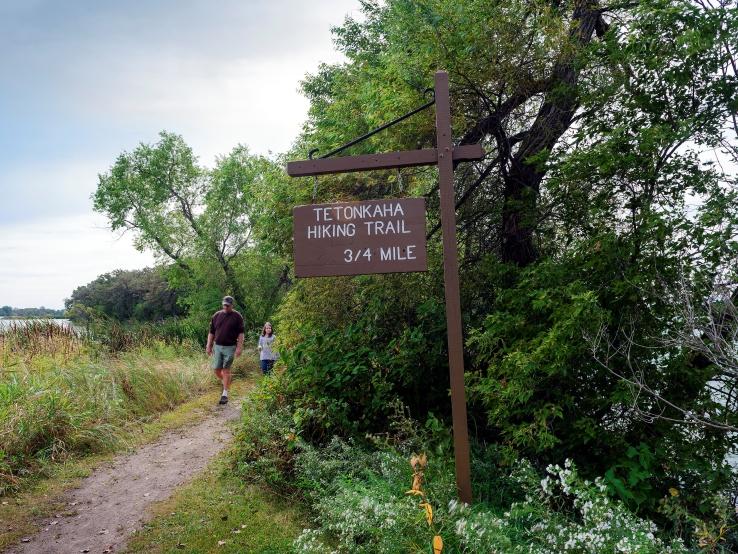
[
  {"xmin": 234, "ymin": 377, "xmax": 734, "ymax": 551},
  {"xmin": 468, "ymin": 256, "xmax": 737, "ymax": 520},
  {"xmin": 274, "ymin": 273, "xmax": 450, "ymax": 441},
  {"xmin": 232, "ymin": 373, "xmax": 300, "ymax": 491},
  {"xmin": 292, "ymin": 448, "xmax": 691, "ymax": 554}
]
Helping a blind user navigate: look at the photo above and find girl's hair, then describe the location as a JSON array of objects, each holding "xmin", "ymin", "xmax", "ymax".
[{"xmin": 261, "ymin": 322, "xmax": 273, "ymax": 337}]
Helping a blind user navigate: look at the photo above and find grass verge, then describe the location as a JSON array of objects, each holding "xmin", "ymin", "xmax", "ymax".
[
  {"xmin": 124, "ymin": 451, "xmax": 306, "ymax": 554},
  {"xmin": 1, "ymin": 342, "xmax": 214, "ymax": 494},
  {"xmin": 0, "ymin": 372, "xmax": 256, "ymax": 551}
]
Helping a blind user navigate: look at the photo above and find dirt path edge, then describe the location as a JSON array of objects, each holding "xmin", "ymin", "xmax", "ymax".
[{"xmin": 5, "ymin": 398, "xmax": 241, "ymax": 554}]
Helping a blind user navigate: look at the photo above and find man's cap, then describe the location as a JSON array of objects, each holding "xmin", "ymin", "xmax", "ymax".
[{"xmin": 222, "ymin": 296, "xmax": 234, "ymax": 306}]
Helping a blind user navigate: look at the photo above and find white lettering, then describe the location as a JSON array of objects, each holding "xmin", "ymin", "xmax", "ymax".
[
  {"xmin": 307, "ymin": 223, "xmax": 356, "ymax": 239},
  {"xmin": 378, "ymin": 246, "xmax": 417, "ymax": 261}
]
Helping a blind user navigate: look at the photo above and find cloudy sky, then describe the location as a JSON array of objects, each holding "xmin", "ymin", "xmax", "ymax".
[{"xmin": 0, "ymin": 0, "xmax": 358, "ymax": 309}]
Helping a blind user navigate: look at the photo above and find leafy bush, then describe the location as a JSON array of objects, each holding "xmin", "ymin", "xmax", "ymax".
[
  {"xmin": 232, "ymin": 373, "xmax": 301, "ymax": 491},
  {"xmin": 468, "ymin": 256, "xmax": 737, "ymax": 520},
  {"xmin": 274, "ymin": 273, "xmax": 451, "ymax": 441},
  {"xmin": 233, "ymin": 377, "xmax": 738, "ymax": 551},
  {"xmin": 291, "ymin": 442, "xmax": 690, "ymax": 553}
]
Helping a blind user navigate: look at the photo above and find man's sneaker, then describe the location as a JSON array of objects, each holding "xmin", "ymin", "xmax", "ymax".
[{"xmin": 219, "ymin": 395, "xmax": 228, "ymax": 405}]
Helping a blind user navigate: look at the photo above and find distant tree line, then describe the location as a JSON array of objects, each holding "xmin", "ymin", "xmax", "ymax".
[
  {"xmin": 65, "ymin": 268, "xmax": 184, "ymax": 322},
  {"xmin": 0, "ymin": 306, "xmax": 65, "ymax": 318}
]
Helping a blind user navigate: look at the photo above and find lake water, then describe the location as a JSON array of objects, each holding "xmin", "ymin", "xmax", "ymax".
[{"xmin": 0, "ymin": 317, "xmax": 73, "ymax": 330}]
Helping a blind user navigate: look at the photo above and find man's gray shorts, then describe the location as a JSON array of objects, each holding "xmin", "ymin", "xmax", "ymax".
[{"xmin": 212, "ymin": 344, "xmax": 236, "ymax": 370}]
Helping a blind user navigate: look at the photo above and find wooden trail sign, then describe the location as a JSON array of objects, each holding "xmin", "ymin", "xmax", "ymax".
[
  {"xmin": 293, "ymin": 198, "xmax": 427, "ymax": 277},
  {"xmin": 287, "ymin": 71, "xmax": 482, "ymax": 503}
]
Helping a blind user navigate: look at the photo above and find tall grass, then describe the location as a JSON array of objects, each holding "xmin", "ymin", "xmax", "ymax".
[
  {"xmin": 0, "ymin": 321, "xmax": 211, "ymax": 495},
  {"xmin": 0, "ymin": 320, "xmax": 83, "ymax": 365}
]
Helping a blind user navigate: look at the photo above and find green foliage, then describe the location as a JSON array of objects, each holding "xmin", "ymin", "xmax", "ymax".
[
  {"xmin": 65, "ymin": 268, "xmax": 183, "ymax": 322},
  {"xmin": 0, "ymin": 307, "xmax": 65, "ymax": 318},
  {"xmin": 290, "ymin": 439, "xmax": 689, "ymax": 553},
  {"xmin": 234, "ymin": 373, "xmax": 736, "ymax": 551},
  {"xmin": 232, "ymin": 373, "xmax": 300, "ymax": 491},
  {"xmin": 274, "ymin": 271, "xmax": 450, "ymax": 439},
  {"xmin": 468, "ymin": 254, "xmax": 736, "ymax": 520},
  {"xmin": 94, "ymin": 132, "xmax": 289, "ymax": 329}
]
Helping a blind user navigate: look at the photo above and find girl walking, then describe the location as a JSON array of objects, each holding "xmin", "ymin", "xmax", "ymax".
[{"xmin": 258, "ymin": 322, "xmax": 278, "ymax": 375}]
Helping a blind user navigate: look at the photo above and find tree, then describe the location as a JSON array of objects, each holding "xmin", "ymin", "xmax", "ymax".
[
  {"xmin": 93, "ymin": 133, "xmax": 283, "ymax": 326},
  {"xmin": 65, "ymin": 268, "xmax": 183, "ymax": 322},
  {"xmin": 257, "ymin": 0, "xmax": 738, "ymax": 526}
]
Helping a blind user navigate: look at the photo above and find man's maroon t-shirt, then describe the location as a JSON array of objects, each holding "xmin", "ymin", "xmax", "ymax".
[{"xmin": 209, "ymin": 310, "xmax": 245, "ymax": 346}]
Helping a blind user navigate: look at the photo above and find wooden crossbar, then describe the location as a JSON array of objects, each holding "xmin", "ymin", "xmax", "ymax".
[{"xmin": 286, "ymin": 144, "xmax": 483, "ymax": 177}]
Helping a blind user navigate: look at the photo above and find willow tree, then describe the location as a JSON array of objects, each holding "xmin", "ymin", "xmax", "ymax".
[{"xmin": 93, "ymin": 132, "xmax": 285, "ymax": 326}]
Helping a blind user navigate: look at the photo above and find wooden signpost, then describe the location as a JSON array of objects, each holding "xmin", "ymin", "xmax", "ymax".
[{"xmin": 287, "ymin": 71, "xmax": 482, "ymax": 503}]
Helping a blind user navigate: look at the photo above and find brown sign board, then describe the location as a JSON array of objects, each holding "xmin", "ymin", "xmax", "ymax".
[{"xmin": 293, "ymin": 198, "xmax": 427, "ymax": 277}]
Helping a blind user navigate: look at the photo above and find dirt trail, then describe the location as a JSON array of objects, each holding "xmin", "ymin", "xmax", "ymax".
[{"xmin": 6, "ymin": 398, "xmax": 241, "ymax": 554}]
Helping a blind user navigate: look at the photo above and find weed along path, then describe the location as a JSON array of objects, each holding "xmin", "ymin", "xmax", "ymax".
[{"xmin": 5, "ymin": 396, "xmax": 243, "ymax": 554}]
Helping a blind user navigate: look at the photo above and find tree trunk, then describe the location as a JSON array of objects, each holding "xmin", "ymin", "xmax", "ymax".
[{"xmin": 500, "ymin": 1, "xmax": 604, "ymax": 266}]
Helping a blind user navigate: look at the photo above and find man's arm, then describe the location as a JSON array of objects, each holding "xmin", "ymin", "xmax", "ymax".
[
  {"xmin": 235, "ymin": 333, "xmax": 244, "ymax": 357},
  {"xmin": 207, "ymin": 314, "xmax": 216, "ymax": 355}
]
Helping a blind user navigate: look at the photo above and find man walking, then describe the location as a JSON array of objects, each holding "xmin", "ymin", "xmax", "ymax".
[{"xmin": 206, "ymin": 296, "xmax": 244, "ymax": 405}]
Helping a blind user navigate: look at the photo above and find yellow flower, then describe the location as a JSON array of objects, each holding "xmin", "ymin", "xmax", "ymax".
[
  {"xmin": 420, "ymin": 502, "xmax": 433, "ymax": 526},
  {"xmin": 432, "ymin": 535, "xmax": 443, "ymax": 554},
  {"xmin": 669, "ymin": 487, "xmax": 679, "ymax": 497}
]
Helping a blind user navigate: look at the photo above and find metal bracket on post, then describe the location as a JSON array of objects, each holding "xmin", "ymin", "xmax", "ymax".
[{"xmin": 309, "ymin": 149, "xmax": 320, "ymax": 202}]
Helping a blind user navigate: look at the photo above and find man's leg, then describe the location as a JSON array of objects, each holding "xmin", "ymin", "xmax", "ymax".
[
  {"xmin": 213, "ymin": 347, "xmax": 228, "ymax": 404},
  {"xmin": 218, "ymin": 347, "xmax": 235, "ymax": 404},
  {"xmin": 218, "ymin": 369, "xmax": 230, "ymax": 405}
]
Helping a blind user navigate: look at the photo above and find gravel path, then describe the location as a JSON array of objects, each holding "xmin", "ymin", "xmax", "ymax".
[{"xmin": 5, "ymin": 398, "xmax": 241, "ymax": 554}]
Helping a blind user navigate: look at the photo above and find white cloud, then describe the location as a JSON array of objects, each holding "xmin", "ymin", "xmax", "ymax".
[
  {"xmin": 0, "ymin": 159, "xmax": 107, "ymax": 224},
  {"xmin": 0, "ymin": 0, "xmax": 362, "ymax": 308},
  {"xmin": 0, "ymin": 214, "xmax": 154, "ymax": 309}
]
